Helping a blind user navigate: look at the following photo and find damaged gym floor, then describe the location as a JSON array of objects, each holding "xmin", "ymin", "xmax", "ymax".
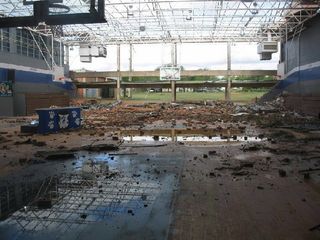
[{"xmin": 0, "ymin": 100, "xmax": 320, "ymax": 240}]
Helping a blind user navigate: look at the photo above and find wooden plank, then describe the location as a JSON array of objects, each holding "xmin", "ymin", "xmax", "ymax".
[
  {"xmin": 74, "ymin": 81, "xmax": 278, "ymax": 89},
  {"xmin": 284, "ymin": 94, "xmax": 320, "ymax": 117},
  {"xmin": 26, "ymin": 93, "xmax": 70, "ymax": 115},
  {"xmin": 71, "ymin": 69, "xmax": 277, "ymax": 79}
]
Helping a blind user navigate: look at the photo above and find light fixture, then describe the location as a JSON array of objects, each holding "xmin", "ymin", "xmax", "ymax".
[
  {"xmin": 139, "ymin": 26, "xmax": 146, "ymax": 31},
  {"xmin": 186, "ymin": 9, "xmax": 193, "ymax": 21},
  {"xmin": 127, "ymin": 4, "xmax": 134, "ymax": 17},
  {"xmin": 240, "ymin": 28, "xmax": 245, "ymax": 36},
  {"xmin": 251, "ymin": 2, "xmax": 259, "ymax": 15}
]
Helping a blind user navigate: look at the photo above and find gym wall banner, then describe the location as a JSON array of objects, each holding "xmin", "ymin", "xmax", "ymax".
[{"xmin": 0, "ymin": 82, "xmax": 13, "ymax": 97}]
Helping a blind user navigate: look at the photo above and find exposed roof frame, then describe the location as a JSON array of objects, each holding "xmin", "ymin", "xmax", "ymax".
[{"xmin": 0, "ymin": 0, "xmax": 319, "ymax": 45}]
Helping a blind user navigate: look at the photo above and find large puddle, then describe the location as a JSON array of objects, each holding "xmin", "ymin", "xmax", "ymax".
[
  {"xmin": 0, "ymin": 152, "xmax": 182, "ymax": 240},
  {"xmin": 118, "ymin": 128, "xmax": 264, "ymax": 143}
]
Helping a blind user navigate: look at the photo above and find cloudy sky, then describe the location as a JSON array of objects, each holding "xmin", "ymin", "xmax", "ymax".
[{"xmin": 69, "ymin": 42, "xmax": 279, "ymax": 71}]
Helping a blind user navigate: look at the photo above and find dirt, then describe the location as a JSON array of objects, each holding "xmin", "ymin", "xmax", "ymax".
[{"xmin": 0, "ymin": 100, "xmax": 320, "ymax": 240}]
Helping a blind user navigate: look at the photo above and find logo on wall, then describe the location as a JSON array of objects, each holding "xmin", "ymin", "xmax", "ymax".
[
  {"xmin": 58, "ymin": 114, "xmax": 69, "ymax": 129},
  {"xmin": 0, "ymin": 82, "xmax": 13, "ymax": 97},
  {"xmin": 47, "ymin": 111, "xmax": 56, "ymax": 129}
]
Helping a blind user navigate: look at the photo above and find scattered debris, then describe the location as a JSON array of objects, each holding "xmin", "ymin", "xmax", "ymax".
[
  {"xmin": 123, "ymin": 143, "xmax": 168, "ymax": 148},
  {"xmin": 298, "ymin": 168, "xmax": 320, "ymax": 174},
  {"xmin": 208, "ymin": 150, "xmax": 217, "ymax": 155},
  {"xmin": 14, "ymin": 138, "xmax": 46, "ymax": 146},
  {"xmin": 80, "ymin": 144, "xmax": 119, "ymax": 152},
  {"xmin": 0, "ymin": 136, "xmax": 9, "ymax": 144},
  {"xmin": 109, "ymin": 152, "xmax": 138, "ymax": 156},
  {"xmin": 232, "ymin": 170, "xmax": 250, "ymax": 176},
  {"xmin": 112, "ymin": 136, "xmax": 119, "ymax": 141},
  {"xmin": 0, "ymin": 100, "xmax": 320, "ymax": 240},
  {"xmin": 35, "ymin": 150, "xmax": 76, "ymax": 160},
  {"xmin": 309, "ymin": 224, "xmax": 320, "ymax": 232},
  {"xmin": 20, "ymin": 124, "xmax": 38, "ymax": 134},
  {"xmin": 280, "ymin": 158, "xmax": 290, "ymax": 165},
  {"xmin": 278, "ymin": 169, "xmax": 287, "ymax": 177},
  {"xmin": 141, "ymin": 194, "xmax": 147, "ymax": 201},
  {"xmin": 242, "ymin": 144, "xmax": 262, "ymax": 151},
  {"xmin": 240, "ymin": 161, "xmax": 255, "ymax": 168}
]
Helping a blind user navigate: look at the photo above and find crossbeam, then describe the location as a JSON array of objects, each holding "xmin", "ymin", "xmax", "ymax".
[
  {"xmin": 71, "ymin": 70, "xmax": 277, "ymax": 79},
  {"xmin": 74, "ymin": 80, "xmax": 278, "ymax": 89}
]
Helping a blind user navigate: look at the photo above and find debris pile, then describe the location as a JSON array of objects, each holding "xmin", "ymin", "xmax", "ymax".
[{"xmin": 82, "ymin": 101, "xmax": 236, "ymax": 129}]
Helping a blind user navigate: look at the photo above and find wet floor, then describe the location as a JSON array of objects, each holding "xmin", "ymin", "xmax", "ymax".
[
  {"xmin": 0, "ymin": 151, "xmax": 183, "ymax": 240},
  {"xmin": 123, "ymin": 135, "xmax": 263, "ymax": 142},
  {"xmin": 119, "ymin": 128, "xmax": 264, "ymax": 143}
]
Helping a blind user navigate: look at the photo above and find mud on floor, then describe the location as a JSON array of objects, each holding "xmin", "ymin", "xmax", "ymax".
[{"xmin": 1, "ymin": 101, "xmax": 320, "ymax": 239}]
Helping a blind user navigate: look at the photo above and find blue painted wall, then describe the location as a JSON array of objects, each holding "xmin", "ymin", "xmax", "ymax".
[
  {"xmin": 0, "ymin": 67, "xmax": 75, "ymax": 91},
  {"xmin": 15, "ymin": 70, "xmax": 53, "ymax": 84},
  {"xmin": 277, "ymin": 15, "xmax": 320, "ymax": 97},
  {"xmin": 0, "ymin": 67, "xmax": 75, "ymax": 116},
  {"xmin": 275, "ymin": 65, "xmax": 320, "ymax": 96},
  {"xmin": 0, "ymin": 68, "xmax": 7, "ymax": 82}
]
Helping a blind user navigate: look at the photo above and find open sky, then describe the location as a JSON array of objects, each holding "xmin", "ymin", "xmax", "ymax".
[{"xmin": 69, "ymin": 42, "xmax": 279, "ymax": 71}]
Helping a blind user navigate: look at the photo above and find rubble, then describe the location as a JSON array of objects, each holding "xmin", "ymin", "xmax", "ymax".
[
  {"xmin": 75, "ymin": 100, "xmax": 122, "ymax": 110},
  {"xmin": 208, "ymin": 150, "xmax": 217, "ymax": 155},
  {"xmin": 35, "ymin": 150, "xmax": 76, "ymax": 160},
  {"xmin": 239, "ymin": 161, "xmax": 255, "ymax": 168},
  {"xmin": 79, "ymin": 144, "xmax": 119, "ymax": 152},
  {"xmin": 0, "ymin": 100, "xmax": 320, "ymax": 240},
  {"xmin": 278, "ymin": 169, "xmax": 287, "ymax": 177},
  {"xmin": 309, "ymin": 224, "xmax": 320, "ymax": 232},
  {"xmin": 232, "ymin": 170, "xmax": 250, "ymax": 176},
  {"xmin": 14, "ymin": 138, "xmax": 46, "ymax": 146},
  {"xmin": 0, "ymin": 136, "xmax": 9, "ymax": 144}
]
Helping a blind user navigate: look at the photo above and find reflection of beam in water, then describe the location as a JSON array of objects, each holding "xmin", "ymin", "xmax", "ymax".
[
  {"xmin": 2, "ymin": 172, "xmax": 160, "ymax": 238},
  {"xmin": 116, "ymin": 128, "xmax": 263, "ymax": 143},
  {"xmin": 118, "ymin": 128, "xmax": 242, "ymax": 137},
  {"xmin": 0, "ymin": 177, "xmax": 55, "ymax": 221},
  {"xmin": 122, "ymin": 135, "xmax": 263, "ymax": 143}
]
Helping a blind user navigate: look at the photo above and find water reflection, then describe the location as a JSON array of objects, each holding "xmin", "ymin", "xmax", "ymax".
[
  {"xmin": 0, "ymin": 155, "xmax": 170, "ymax": 240},
  {"xmin": 118, "ymin": 128, "xmax": 263, "ymax": 143}
]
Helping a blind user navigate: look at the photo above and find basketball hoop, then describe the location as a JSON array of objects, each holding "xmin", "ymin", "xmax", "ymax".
[{"xmin": 160, "ymin": 66, "xmax": 181, "ymax": 81}]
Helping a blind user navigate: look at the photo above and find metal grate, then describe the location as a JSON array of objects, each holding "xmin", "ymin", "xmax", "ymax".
[{"xmin": 3, "ymin": 173, "xmax": 160, "ymax": 239}]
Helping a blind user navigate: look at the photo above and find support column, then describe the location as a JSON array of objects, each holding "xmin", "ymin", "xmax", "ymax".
[
  {"xmin": 116, "ymin": 44, "xmax": 121, "ymax": 101},
  {"xmin": 128, "ymin": 43, "xmax": 133, "ymax": 98},
  {"xmin": 65, "ymin": 45, "xmax": 70, "ymax": 66},
  {"xmin": 171, "ymin": 129, "xmax": 176, "ymax": 142},
  {"xmin": 59, "ymin": 40, "xmax": 63, "ymax": 67},
  {"xmin": 171, "ymin": 42, "xmax": 178, "ymax": 67},
  {"xmin": 51, "ymin": 34, "xmax": 54, "ymax": 69},
  {"xmin": 171, "ymin": 43, "xmax": 177, "ymax": 102},
  {"xmin": 225, "ymin": 42, "xmax": 231, "ymax": 101},
  {"xmin": 9, "ymin": 28, "xmax": 16, "ymax": 54},
  {"xmin": 95, "ymin": 77, "xmax": 101, "ymax": 98},
  {"xmin": 171, "ymin": 80, "xmax": 176, "ymax": 102}
]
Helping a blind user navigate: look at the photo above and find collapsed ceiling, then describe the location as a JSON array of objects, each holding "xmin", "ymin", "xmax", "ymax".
[{"xmin": 0, "ymin": 0, "xmax": 319, "ymax": 45}]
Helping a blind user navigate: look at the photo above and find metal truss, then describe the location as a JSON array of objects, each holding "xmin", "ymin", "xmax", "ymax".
[
  {"xmin": 1, "ymin": 171, "xmax": 160, "ymax": 239},
  {"xmin": 0, "ymin": 0, "xmax": 319, "ymax": 45}
]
